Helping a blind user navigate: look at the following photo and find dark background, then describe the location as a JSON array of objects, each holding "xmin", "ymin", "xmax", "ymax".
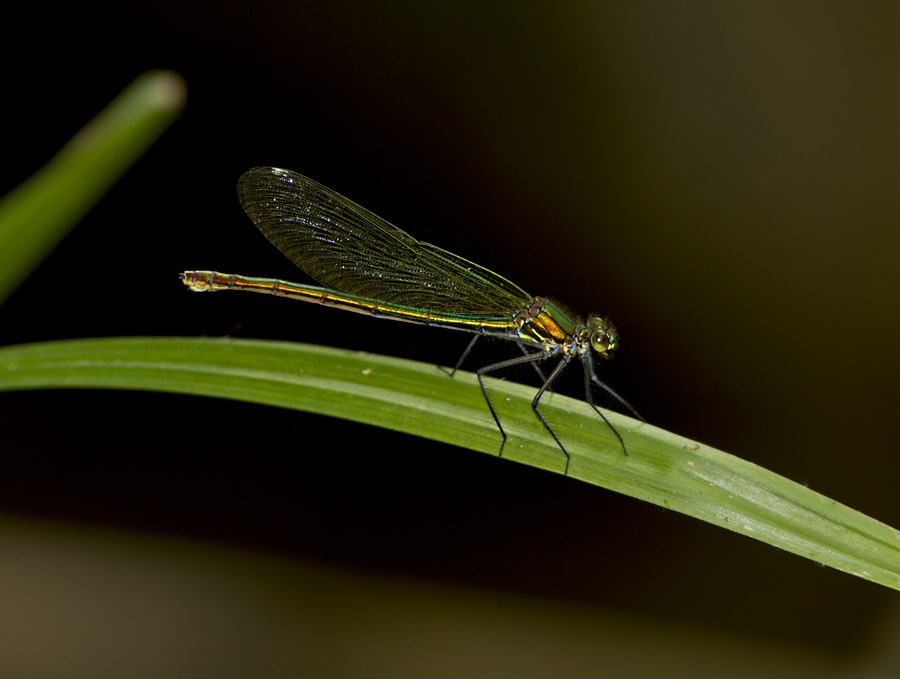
[{"xmin": 3, "ymin": 0, "xmax": 899, "ymax": 658}]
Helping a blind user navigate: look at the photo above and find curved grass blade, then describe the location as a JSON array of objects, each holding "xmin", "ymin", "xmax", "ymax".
[{"xmin": 1, "ymin": 336, "xmax": 899, "ymax": 591}]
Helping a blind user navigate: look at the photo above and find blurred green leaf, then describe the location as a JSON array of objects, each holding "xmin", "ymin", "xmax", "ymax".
[{"xmin": 0, "ymin": 70, "xmax": 186, "ymax": 303}]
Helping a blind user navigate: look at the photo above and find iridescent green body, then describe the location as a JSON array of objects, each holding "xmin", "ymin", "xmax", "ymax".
[
  {"xmin": 183, "ymin": 272, "xmax": 614, "ymax": 356},
  {"xmin": 182, "ymin": 166, "xmax": 637, "ymax": 473}
]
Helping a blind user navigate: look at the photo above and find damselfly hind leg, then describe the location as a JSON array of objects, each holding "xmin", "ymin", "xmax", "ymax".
[
  {"xmin": 437, "ymin": 335, "xmax": 480, "ymax": 377},
  {"xmin": 441, "ymin": 335, "xmax": 549, "ymax": 383},
  {"xmin": 475, "ymin": 350, "xmax": 574, "ymax": 475}
]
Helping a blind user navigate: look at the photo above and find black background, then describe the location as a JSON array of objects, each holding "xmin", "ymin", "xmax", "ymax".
[{"xmin": 3, "ymin": 0, "xmax": 900, "ymax": 655}]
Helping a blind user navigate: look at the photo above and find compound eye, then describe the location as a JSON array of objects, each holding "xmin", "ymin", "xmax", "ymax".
[{"xmin": 590, "ymin": 329, "xmax": 610, "ymax": 354}]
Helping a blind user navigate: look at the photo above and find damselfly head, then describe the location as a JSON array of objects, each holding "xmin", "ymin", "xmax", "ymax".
[{"xmin": 587, "ymin": 316, "xmax": 618, "ymax": 358}]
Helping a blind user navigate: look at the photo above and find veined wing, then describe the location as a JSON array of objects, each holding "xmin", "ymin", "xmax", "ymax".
[{"xmin": 236, "ymin": 167, "xmax": 531, "ymax": 317}]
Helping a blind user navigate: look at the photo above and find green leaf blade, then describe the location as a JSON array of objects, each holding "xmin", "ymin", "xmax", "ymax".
[{"xmin": 1, "ymin": 336, "xmax": 898, "ymax": 590}]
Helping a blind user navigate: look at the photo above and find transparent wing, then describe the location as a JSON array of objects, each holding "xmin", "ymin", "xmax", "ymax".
[{"xmin": 236, "ymin": 167, "xmax": 531, "ymax": 317}]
